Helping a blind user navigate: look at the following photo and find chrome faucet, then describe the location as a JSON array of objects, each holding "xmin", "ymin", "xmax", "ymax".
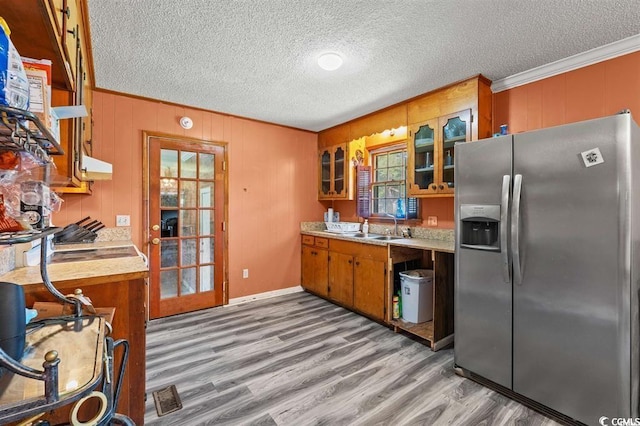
[{"xmin": 384, "ymin": 213, "xmax": 399, "ymax": 236}]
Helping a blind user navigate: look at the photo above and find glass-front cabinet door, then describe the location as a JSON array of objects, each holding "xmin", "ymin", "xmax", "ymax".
[
  {"xmin": 318, "ymin": 143, "xmax": 348, "ymax": 199},
  {"xmin": 333, "ymin": 144, "xmax": 346, "ymax": 197},
  {"xmin": 408, "ymin": 109, "xmax": 471, "ymax": 197},
  {"xmin": 319, "ymin": 148, "xmax": 332, "ymax": 197},
  {"xmin": 438, "ymin": 109, "xmax": 471, "ymax": 194},
  {"xmin": 408, "ymin": 119, "xmax": 438, "ymax": 196}
]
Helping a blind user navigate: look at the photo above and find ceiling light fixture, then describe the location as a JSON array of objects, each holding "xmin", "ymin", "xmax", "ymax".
[{"xmin": 317, "ymin": 53, "xmax": 343, "ymax": 71}]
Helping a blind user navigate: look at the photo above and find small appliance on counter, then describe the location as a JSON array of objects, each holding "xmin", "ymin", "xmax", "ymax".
[
  {"xmin": 54, "ymin": 216, "xmax": 105, "ymax": 243},
  {"xmin": 0, "ymin": 282, "xmax": 26, "ymax": 362}
]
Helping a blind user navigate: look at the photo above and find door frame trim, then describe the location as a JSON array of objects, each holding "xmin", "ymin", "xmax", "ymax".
[{"xmin": 142, "ymin": 131, "xmax": 230, "ymax": 309}]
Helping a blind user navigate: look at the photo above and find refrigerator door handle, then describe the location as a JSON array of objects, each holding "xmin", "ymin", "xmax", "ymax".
[
  {"xmin": 501, "ymin": 174, "xmax": 511, "ymax": 283},
  {"xmin": 512, "ymin": 174, "xmax": 523, "ymax": 285}
]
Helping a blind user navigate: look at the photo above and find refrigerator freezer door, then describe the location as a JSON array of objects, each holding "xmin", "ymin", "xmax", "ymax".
[
  {"xmin": 512, "ymin": 115, "xmax": 631, "ymax": 424},
  {"xmin": 455, "ymin": 135, "xmax": 513, "ymax": 388}
]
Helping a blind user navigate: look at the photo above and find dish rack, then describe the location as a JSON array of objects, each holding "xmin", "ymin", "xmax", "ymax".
[{"xmin": 325, "ymin": 222, "xmax": 361, "ymax": 233}]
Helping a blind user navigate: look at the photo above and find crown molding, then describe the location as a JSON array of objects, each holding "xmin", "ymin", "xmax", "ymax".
[{"xmin": 491, "ymin": 34, "xmax": 640, "ymax": 93}]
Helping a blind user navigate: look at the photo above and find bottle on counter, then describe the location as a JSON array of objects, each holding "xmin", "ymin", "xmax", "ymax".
[
  {"xmin": 392, "ymin": 295, "xmax": 400, "ymax": 320},
  {"xmin": 362, "ymin": 219, "xmax": 369, "ymax": 235}
]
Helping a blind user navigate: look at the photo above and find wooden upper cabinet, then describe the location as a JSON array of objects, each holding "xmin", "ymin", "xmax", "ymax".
[
  {"xmin": 407, "ymin": 110, "xmax": 472, "ymax": 197},
  {"xmin": 48, "ymin": 0, "xmax": 65, "ymax": 38},
  {"xmin": 350, "ymin": 104, "xmax": 407, "ymax": 140},
  {"xmin": 318, "ymin": 123, "xmax": 350, "ymax": 148},
  {"xmin": 3, "ymin": 0, "xmax": 96, "ymax": 193},
  {"xmin": 3, "ymin": 0, "xmax": 78, "ymax": 90},
  {"xmin": 316, "ymin": 75, "xmax": 492, "ymax": 199},
  {"xmin": 62, "ymin": 0, "xmax": 80, "ymax": 87},
  {"xmin": 2, "ymin": 0, "xmax": 94, "ymax": 192},
  {"xmin": 318, "ymin": 143, "xmax": 348, "ymax": 199},
  {"xmin": 407, "ymin": 76, "xmax": 492, "ymax": 197},
  {"xmin": 407, "ymin": 75, "xmax": 492, "ymax": 142}
]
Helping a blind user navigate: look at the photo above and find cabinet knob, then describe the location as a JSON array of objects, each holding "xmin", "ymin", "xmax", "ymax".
[
  {"xmin": 152, "ymin": 224, "xmax": 160, "ymax": 231},
  {"xmin": 355, "ymin": 261, "xmax": 360, "ymax": 266},
  {"xmin": 439, "ymin": 185, "xmax": 444, "ymax": 190},
  {"xmin": 62, "ymin": 6, "xmax": 70, "ymax": 18},
  {"xmin": 67, "ymin": 27, "xmax": 77, "ymax": 38},
  {"xmin": 151, "ymin": 238, "xmax": 160, "ymax": 245},
  {"xmin": 348, "ymin": 259, "xmax": 352, "ymax": 264},
  {"xmin": 431, "ymin": 184, "xmax": 437, "ymax": 190}
]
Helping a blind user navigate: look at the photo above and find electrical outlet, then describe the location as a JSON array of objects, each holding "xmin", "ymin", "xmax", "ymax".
[
  {"xmin": 242, "ymin": 269, "xmax": 249, "ymax": 279},
  {"xmin": 427, "ymin": 216, "xmax": 438, "ymax": 227},
  {"xmin": 116, "ymin": 215, "xmax": 130, "ymax": 227}
]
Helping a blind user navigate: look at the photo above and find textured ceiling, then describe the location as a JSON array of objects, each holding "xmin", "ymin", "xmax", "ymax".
[{"xmin": 87, "ymin": 0, "xmax": 640, "ymax": 132}]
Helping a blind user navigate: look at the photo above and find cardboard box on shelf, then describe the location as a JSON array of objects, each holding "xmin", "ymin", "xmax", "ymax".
[{"xmin": 22, "ymin": 58, "xmax": 52, "ymax": 132}]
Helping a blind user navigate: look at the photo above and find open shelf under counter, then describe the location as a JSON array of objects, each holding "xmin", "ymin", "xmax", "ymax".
[
  {"xmin": 390, "ymin": 318, "xmax": 434, "ymax": 342},
  {"xmin": 390, "ymin": 318, "xmax": 454, "ymax": 351}
]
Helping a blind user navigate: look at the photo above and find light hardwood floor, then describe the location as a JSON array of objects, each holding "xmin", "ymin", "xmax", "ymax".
[{"xmin": 144, "ymin": 291, "xmax": 561, "ymax": 426}]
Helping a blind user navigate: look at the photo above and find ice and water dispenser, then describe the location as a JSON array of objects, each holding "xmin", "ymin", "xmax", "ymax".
[{"xmin": 459, "ymin": 204, "xmax": 501, "ymax": 251}]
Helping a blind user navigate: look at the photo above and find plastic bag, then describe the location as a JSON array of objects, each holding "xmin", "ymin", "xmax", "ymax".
[
  {"xmin": 0, "ymin": 17, "xmax": 29, "ymax": 110},
  {"xmin": 0, "ymin": 194, "xmax": 29, "ymax": 232}
]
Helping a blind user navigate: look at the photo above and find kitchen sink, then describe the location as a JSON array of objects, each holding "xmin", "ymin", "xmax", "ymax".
[{"xmin": 372, "ymin": 235, "xmax": 403, "ymax": 240}]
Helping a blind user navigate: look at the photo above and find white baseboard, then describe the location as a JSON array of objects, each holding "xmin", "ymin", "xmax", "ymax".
[{"xmin": 227, "ymin": 285, "xmax": 304, "ymax": 306}]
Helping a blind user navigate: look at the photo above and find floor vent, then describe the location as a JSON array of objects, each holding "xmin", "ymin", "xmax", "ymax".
[{"xmin": 152, "ymin": 384, "xmax": 183, "ymax": 417}]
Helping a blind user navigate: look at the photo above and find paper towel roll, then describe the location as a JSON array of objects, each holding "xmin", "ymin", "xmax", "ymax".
[{"xmin": 327, "ymin": 208, "xmax": 334, "ymax": 222}]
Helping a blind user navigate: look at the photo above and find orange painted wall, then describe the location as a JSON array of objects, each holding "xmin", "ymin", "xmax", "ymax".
[
  {"xmin": 493, "ymin": 51, "xmax": 640, "ymax": 134},
  {"xmin": 54, "ymin": 91, "xmax": 324, "ymax": 298}
]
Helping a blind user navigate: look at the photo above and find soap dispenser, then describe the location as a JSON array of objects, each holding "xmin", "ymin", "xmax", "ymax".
[{"xmin": 362, "ymin": 219, "xmax": 369, "ymax": 235}]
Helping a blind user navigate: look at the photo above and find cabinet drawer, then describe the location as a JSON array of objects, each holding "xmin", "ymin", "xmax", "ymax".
[
  {"xmin": 302, "ymin": 235, "xmax": 315, "ymax": 246},
  {"xmin": 315, "ymin": 238, "xmax": 329, "ymax": 248},
  {"xmin": 330, "ymin": 239, "xmax": 387, "ymax": 261}
]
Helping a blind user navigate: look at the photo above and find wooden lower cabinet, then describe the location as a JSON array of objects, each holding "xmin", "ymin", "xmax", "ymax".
[
  {"xmin": 353, "ymin": 257, "xmax": 386, "ymax": 321},
  {"xmin": 301, "ymin": 244, "xmax": 328, "ymax": 297},
  {"xmin": 301, "ymin": 234, "xmax": 454, "ymax": 351},
  {"xmin": 327, "ymin": 239, "xmax": 387, "ymax": 321},
  {"xmin": 328, "ymin": 251, "xmax": 354, "ymax": 307}
]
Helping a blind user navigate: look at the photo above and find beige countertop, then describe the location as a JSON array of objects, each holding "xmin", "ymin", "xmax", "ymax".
[
  {"xmin": 0, "ymin": 241, "xmax": 149, "ymax": 286},
  {"xmin": 301, "ymin": 229, "xmax": 455, "ymax": 253}
]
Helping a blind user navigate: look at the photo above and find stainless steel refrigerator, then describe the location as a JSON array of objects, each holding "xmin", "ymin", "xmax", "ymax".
[{"xmin": 454, "ymin": 112, "xmax": 640, "ymax": 425}]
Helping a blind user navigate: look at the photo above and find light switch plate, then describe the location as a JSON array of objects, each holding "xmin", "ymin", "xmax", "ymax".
[
  {"xmin": 242, "ymin": 269, "xmax": 249, "ymax": 279},
  {"xmin": 116, "ymin": 215, "xmax": 130, "ymax": 227},
  {"xmin": 427, "ymin": 216, "xmax": 438, "ymax": 226}
]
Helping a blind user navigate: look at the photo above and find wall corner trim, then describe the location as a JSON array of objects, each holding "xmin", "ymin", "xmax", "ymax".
[
  {"xmin": 491, "ymin": 34, "xmax": 640, "ymax": 93},
  {"xmin": 226, "ymin": 285, "xmax": 303, "ymax": 306}
]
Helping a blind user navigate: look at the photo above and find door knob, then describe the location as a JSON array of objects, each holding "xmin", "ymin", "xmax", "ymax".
[
  {"xmin": 151, "ymin": 238, "xmax": 160, "ymax": 245},
  {"xmin": 152, "ymin": 224, "xmax": 160, "ymax": 231}
]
